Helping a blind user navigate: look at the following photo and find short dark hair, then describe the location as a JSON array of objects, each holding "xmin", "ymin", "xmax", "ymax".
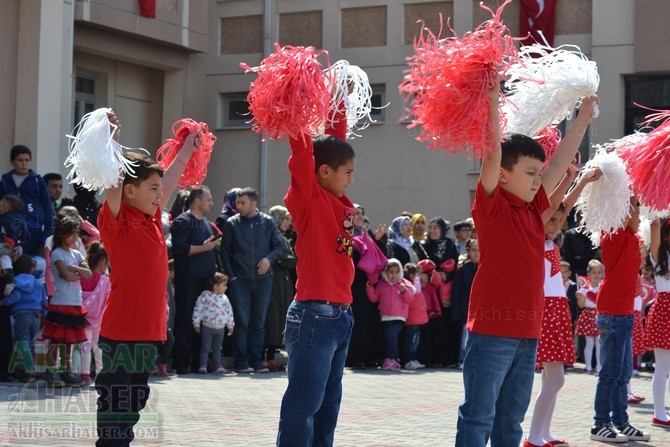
[
  {"xmin": 313, "ymin": 135, "xmax": 355, "ymax": 173},
  {"xmin": 10, "ymin": 145, "xmax": 32, "ymax": 162},
  {"xmin": 210, "ymin": 272, "xmax": 228, "ymax": 289},
  {"xmin": 453, "ymin": 220, "xmax": 473, "ymax": 232},
  {"xmin": 1, "ymin": 194, "xmax": 23, "ymax": 213},
  {"xmin": 184, "ymin": 186, "xmax": 210, "ymax": 210},
  {"xmin": 43, "ymin": 173, "xmax": 63, "ymax": 183},
  {"xmin": 123, "ymin": 152, "xmax": 164, "ymax": 188},
  {"xmin": 13, "ymin": 254, "xmax": 36, "ymax": 276},
  {"xmin": 500, "ymin": 134, "xmax": 545, "ymax": 171},
  {"xmin": 237, "ymin": 187, "xmax": 258, "ymax": 203}
]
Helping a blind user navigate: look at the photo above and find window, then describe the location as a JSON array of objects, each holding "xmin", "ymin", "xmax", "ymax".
[
  {"xmin": 625, "ymin": 75, "xmax": 670, "ymax": 134},
  {"xmin": 357, "ymin": 84, "xmax": 386, "ymax": 128},
  {"xmin": 220, "ymin": 93, "xmax": 252, "ymax": 129},
  {"xmin": 74, "ymin": 73, "xmax": 97, "ymax": 128}
]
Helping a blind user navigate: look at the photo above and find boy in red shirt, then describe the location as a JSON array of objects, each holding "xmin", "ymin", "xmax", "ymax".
[
  {"xmin": 455, "ymin": 86, "xmax": 598, "ymax": 447},
  {"xmin": 590, "ymin": 197, "xmax": 651, "ymax": 443},
  {"xmin": 96, "ymin": 112, "xmax": 204, "ymax": 447},
  {"xmin": 276, "ymin": 106, "xmax": 356, "ymax": 446}
]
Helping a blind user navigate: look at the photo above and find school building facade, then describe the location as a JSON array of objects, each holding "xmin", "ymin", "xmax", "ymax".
[{"xmin": 1, "ymin": 0, "xmax": 668, "ymax": 226}]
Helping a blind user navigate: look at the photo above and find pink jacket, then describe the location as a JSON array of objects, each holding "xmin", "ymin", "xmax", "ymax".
[
  {"xmin": 406, "ymin": 276, "xmax": 429, "ymax": 325},
  {"xmin": 366, "ymin": 276, "xmax": 415, "ymax": 320}
]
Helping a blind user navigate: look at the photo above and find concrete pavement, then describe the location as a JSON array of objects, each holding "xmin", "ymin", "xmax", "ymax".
[{"xmin": 0, "ymin": 364, "xmax": 668, "ymax": 446}]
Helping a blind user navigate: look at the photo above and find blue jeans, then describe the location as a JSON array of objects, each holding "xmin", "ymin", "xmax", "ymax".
[
  {"xmin": 593, "ymin": 314, "xmax": 633, "ymax": 428},
  {"xmin": 228, "ymin": 276, "xmax": 273, "ymax": 369},
  {"xmin": 403, "ymin": 325, "xmax": 421, "ymax": 362},
  {"xmin": 382, "ymin": 320, "xmax": 403, "ymax": 360},
  {"xmin": 12, "ymin": 311, "xmax": 41, "ymax": 372},
  {"xmin": 459, "ymin": 324, "xmax": 469, "ymax": 365},
  {"xmin": 199, "ymin": 325, "xmax": 225, "ymax": 368},
  {"xmin": 456, "ymin": 332, "xmax": 538, "ymax": 447},
  {"xmin": 277, "ymin": 300, "xmax": 354, "ymax": 447}
]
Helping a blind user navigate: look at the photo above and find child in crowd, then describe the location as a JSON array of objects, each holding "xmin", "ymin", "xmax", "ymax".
[
  {"xmin": 644, "ymin": 219, "xmax": 670, "ymax": 428},
  {"xmin": 576, "ymin": 259, "xmax": 603, "ymax": 374},
  {"xmin": 78, "ymin": 242, "xmax": 110, "ymax": 385},
  {"xmin": 366, "ymin": 258, "xmax": 415, "ymax": 371},
  {"xmin": 402, "ymin": 262, "xmax": 427, "ymax": 370},
  {"xmin": 525, "ymin": 167, "xmax": 602, "ymax": 447},
  {"xmin": 192, "ymin": 272, "xmax": 235, "ymax": 375},
  {"xmin": 0, "ymin": 195, "xmax": 27, "ymax": 282},
  {"xmin": 45, "ymin": 206, "xmax": 88, "ymax": 298},
  {"xmin": 455, "ymin": 84, "xmax": 598, "ymax": 446},
  {"xmin": 451, "ymin": 238, "xmax": 479, "ymax": 367},
  {"xmin": 416, "ymin": 259, "xmax": 443, "ymax": 319},
  {"xmin": 41, "ymin": 216, "xmax": 92, "ymax": 387},
  {"xmin": 589, "ymin": 197, "xmax": 650, "ymax": 442},
  {"xmin": 0, "ymin": 255, "xmax": 46, "ymax": 380}
]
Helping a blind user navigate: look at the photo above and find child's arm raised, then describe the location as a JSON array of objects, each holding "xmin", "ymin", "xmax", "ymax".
[
  {"xmin": 104, "ymin": 111, "xmax": 123, "ymax": 219},
  {"xmin": 649, "ymin": 218, "xmax": 661, "ymax": 263},
  {"xmin": 542, "ymin": 96, "xmax": 599, "ymax": 191},
  {"xmin": 159, "ymin": 130, "xmax": 202, "ymax": 211},
  {"xmin": 480, "ymin": 85, "xmax": 503, "ymax": 198}
]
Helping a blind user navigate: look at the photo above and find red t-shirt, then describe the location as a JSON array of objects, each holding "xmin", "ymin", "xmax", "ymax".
[
  {"xmin": 98, "ymin": 201, "xmax": 168, "ymax": 341},
  {"xmin": 284, "ymin": 109, "xmax": 355, "ymax": 304},
  {"xmin": 596, "ymin": 228, "xmax": 641, "ymax": 315},
  {"xmin": 468, "ymin": 180, "xmax": 551, "ymax": 338}
]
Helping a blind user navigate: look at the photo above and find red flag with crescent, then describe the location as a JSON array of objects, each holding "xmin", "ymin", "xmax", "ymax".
[{"xmin": 520, "ymin": 0, "xmax": 557, "ymax": 46}]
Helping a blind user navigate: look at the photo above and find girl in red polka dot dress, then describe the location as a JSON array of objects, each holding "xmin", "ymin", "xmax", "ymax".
[
  {"xmin": 644, "ymin": 218, "xmax": 670, "ymax": 427},
  {"xmin": 576, "ymin": 259, "xmax": 604, "ymax": 373},
  {"xmin": 525, "ymin": 167, "xmax": 603, "ymax": 447}
]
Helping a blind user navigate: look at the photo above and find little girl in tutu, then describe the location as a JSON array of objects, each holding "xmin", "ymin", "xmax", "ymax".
[{"xmin": 576, "ymin": 259, "xmax": 604, "ymax": 373}]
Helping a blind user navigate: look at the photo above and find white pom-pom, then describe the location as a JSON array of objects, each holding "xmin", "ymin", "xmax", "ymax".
[
  {"xmin": 325, "ymin": 60, "xmax": 377, "ymax": 139},
  {"xmin": 64, "ymin": 108, "xmax": 139, "ymax": 190},
  {"xmin": 502, "ymin": 44, "xmax": 599, "ymax": 138},
  {"xmin": 575, "ymin": 147, "xmax": 632, "ymax": 246}
]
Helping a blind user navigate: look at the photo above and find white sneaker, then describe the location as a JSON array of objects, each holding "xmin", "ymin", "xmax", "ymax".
[
  {"xmin": 412, "ymin": 360, "xmax": 425, "ymax": 369},
  {"xmin": 404, "ymin": 360, "xmax": 425, "ymax": 370}
]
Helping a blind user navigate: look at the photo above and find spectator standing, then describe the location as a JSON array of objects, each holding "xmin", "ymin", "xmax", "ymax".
[
  {"xmin": 71, "ymin": 183, "xmax": 102, "ymax": 229},
  {"xmin": 453, "ymin": 220, "xmax": 474, "ymax": 256},
  {"xmin": 170, "ymin": 186, "xmax": 219, "ymax": 374},
  {"xmin": 215, "ymin": 187, "xmax": 241, "ymax": 234},
  {"xmin": 221, "ymin": 187, "xmax": 285, "ymax": 373},
  {"xmin": 0, "ymin": 145, "xmax": 54, "ymax": 256},
  {"xmin": 43, "ymin": 173, "xmax": 75, "ymax": 214}
]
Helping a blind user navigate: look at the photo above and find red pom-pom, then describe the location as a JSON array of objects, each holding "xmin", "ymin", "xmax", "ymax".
[
  {"xmin": 535, "ymin": 126, "xmax": 562, "ymax": 169},
  {"xmin": 241, "ymin": 43, "xmax": 332, "ymax": 140},
  {"xmin": 399, "ymin": 0, "xmax": 517, "ymax": 158},
  {"xmin": 156, "ymin": 119, "xmax": 216, "ymax": 188},
  {"xmin": 616, "ymin": 107, "xmax": 670, "ymax": 211}
]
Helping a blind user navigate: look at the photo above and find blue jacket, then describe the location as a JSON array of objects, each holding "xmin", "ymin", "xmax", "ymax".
[
  {"xmin": 2, "ymin": 273, "xmax": 47, "ymax": 317},
  {"xmin": 221, "ymin": 211, "xmax": 286, "ymax": 281},
  {"xmin": 0, "ymin": 170, "xmax": 54, "ymax": 238}
]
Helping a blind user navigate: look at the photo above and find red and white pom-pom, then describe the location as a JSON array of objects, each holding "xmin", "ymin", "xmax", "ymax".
[
  {"xmin": 575, "ymin": 146, "xmax": 632, "ymax": 246},
  {"xmin": 502, "ymin": 44, "xmax": 599, "ymax": 138},
  {"xmin": 534, "ymin": 126, "xmax": 562, "ymax": 169},
  {"xmin": 615, "ymin": 108, "xmax": 670, "ymax": 211},
  {"xmin": 155, "ymin": 119, "xmax": 216, "ymax": 188},
  {"xmin": 639, "ymin": 206, "xmax": 670, "ymax": 246},
  {"xmin": 325, "ymin": 60, "xmax": 376, "ymax": 139},
  {"xmin": 241, "ymin": 43, "xmax": 331, "ymax": 140},
  {"xmin": 65, "ymin": 108, "xmax": 139, "ymax": 190},
  {"xmin": 399, "ymin": 0, "xmax": 517, "ymax": 158}
]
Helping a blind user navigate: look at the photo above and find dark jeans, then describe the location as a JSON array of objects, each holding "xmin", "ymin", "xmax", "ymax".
[
  {"xmin": 404, "ymin": 324, "xmax": 422, "ymax": 363},
  {"xmin": 382, "ymin": 320, "xmax": 404, "ymax": 360},
  {"xmin": 172, "ymin": 276, "xmax": 208, "ymax": 371},
  {"xmin": 228, "ymin": 276, "xmax": 273, "ymax": 370},
  {"xmin": 95, "ymin": 336, "xmax": 157, "ymax": 447},
  {"xmin": 156, "ymin": 328, "xmax": 174, "ymax": 365}
]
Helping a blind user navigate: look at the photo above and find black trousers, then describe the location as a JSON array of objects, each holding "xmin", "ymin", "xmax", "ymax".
[{"xmin": 171, "ymin": 276, "xmax": 208, "ymax": 371}]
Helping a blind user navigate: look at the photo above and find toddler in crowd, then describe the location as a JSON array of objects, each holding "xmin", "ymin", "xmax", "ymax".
[
  {"xmin": 78, "ymin": 241, "xmax": 110, "ymax": 385},
  {"xmin": 0, "ymin": 195, "xmax": 27, "ymax": 293},
  {"xmin": 0, "ymin": 255, "xmax": 46, "ymax": 380},
  {"xmin": 451, "ymin": 238, "xmax": 479, "ymax": 367},
  {"xmin": 41, "ymin": 216, "xmax": 92, "ymax": 387},
  {"xmin": 192, "ymin": 272, "xmax": 235, "ymax": 374},
  {"xmin": 366, "ymin": 258, "xmax": 415, "ymax": 371},
  {"xmin": 403, "ymin": 262, "xmax": 427, "ymax": 370},
  {"xmin": 576, "ymin": 259, "xmax": 604, "ymax": 373}
]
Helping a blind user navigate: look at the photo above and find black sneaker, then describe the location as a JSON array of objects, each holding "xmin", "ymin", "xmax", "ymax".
[
  {"xmin": 44, "ymin": 371, "xmax": 65, "ymax": 388},
  {"xmin": 590, "ymin": 426, "xmax": 627, "ymax": 442},
  {"xmin": 617, "ymin": 423, "xmax": 651, "ymax": 441},
  {"xmin": 59, "ymin": 372, "xmax": 85, "ymax": 387}
]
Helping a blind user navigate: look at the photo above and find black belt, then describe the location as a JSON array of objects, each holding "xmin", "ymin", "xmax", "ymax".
[{"xmin": 306, "ymin": 300, "xmax": 351, "ymax": 310}]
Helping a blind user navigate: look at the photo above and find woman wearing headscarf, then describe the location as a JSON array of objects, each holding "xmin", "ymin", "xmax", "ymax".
[
  {"xmin": 386, "ymin": 215, "xmax": 427, "ymax": 266},
  {"xmin": 419, "ymin": 217, "xmax": 460, "ymax": 367},
  {"xmin": 411, "ymin": 213, "xmax": 427, "ymax": 243},
  {"xmin": 215, "ymin": 187, "xmax": 241, "ymax": 233},
  {"xmin": 346, "ymin": 205, "xmax": 387, "ymax": 368}
]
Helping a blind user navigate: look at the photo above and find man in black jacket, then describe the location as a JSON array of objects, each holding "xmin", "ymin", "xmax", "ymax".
[
  {"xmin": 170, "ymin": 186, "xmax": 219, "ymax": 374},
  {"xmin": 221, "ymin": 187, "xmax": 285, "ymax": 373}
]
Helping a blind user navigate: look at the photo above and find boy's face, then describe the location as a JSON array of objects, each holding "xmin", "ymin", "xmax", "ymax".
[
  {"xmin": 456, "ymin": 226, "xmax": 472, "ymax": 242},
  {"xmin": 123, "ymin": 172, "xmax": 163, "ymax": 216},
  {"xmin": 499, "ymin": 156, "xmax": 543, "ymax": 203},
  {"xmin": 213, "ymin": 281, "xmax": 227, "ymax": 295},
  {"xmin": 386, "ymin": 265, "xmax": 401, "ymax": 282},
  {"xmin": 560, "ymin": 265, "xmax": 571, "ymax": 281},
  {"xmin": 47, "ymin": 179, "xmax": 63, "ymax": 201},
  {"xmin": 12, "ymin": 153, "xmax": 31, "ymax": 176},
  {"xmin": 466, "ymin": 243, "xmax": 480, "ymax": 263},
  {"xmin": 316, "ymin": 159, "xmax": 354, "ymax": 198}
]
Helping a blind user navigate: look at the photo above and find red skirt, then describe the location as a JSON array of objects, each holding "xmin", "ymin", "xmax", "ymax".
[
  {"xmin": 41, "ymin": 304, "xmax": 88, "ymax": 344},
  {"xmin": 645, "ymin": 291, "xmax": 670, "ymax": 350},
  {"xmin": 536, "ymin": 297, "xmax": 576, "ymax": 368},
  {"xmin": 575, "ymin": 307, "xmax": 598, "ymax": 337},
  {"xmin": 632, "ymin": 310, "xmax": 646, "ymax": 355}
]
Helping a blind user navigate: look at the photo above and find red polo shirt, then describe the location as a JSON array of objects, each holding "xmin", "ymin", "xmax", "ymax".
[
  {"xmin": 98, "ymin": 201, "xmax": 168, "ymax": 341},
  {"xmin": 596, "ymin": 228, "xmax": 641, "ymax": 315},
  {"xmin": 468, "ymin": 180, "xmax": 550, "ymax": 338}
]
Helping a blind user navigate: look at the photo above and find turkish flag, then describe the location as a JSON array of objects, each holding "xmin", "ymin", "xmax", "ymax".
[
  {"xmin": 520, "ymin": 0, "xmax": 557, "ymax": 47},
  {"xmin": 139, "ymin": 0, "xmax": 156, "ymax": 18}
]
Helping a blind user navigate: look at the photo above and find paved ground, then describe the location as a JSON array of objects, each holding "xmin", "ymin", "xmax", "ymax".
[{"xmin": 0, "ymin": 364, "xmax": 668, "ymax": 446}]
